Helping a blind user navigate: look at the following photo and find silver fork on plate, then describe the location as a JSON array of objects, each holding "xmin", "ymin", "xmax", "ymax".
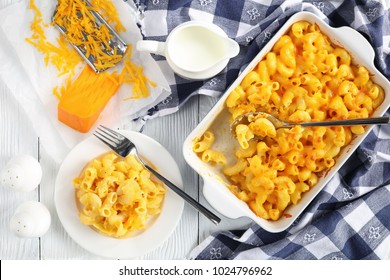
[{"xmin": 94, "ymin": 125, "xmax": 221, "ymax": 225}]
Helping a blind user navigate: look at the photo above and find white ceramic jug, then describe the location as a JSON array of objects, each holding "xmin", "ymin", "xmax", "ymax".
[{"xmin": 136, "ymin": 21, "xmax": 240, "ymax": 80}]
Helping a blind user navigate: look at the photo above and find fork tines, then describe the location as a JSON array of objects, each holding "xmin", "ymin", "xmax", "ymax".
[
  {"xmin": 99, "ymin": 125, "xmax": 124, "ymax": 138},
  {"xmin": 93, "ymin": 125, "xmax": 122, "ymax": 148}
]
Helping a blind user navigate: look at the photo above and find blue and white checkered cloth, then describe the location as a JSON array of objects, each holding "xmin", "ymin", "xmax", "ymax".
[{"xmin": 129, "ymin": 0, "xmax": 390, "ymax": 259}]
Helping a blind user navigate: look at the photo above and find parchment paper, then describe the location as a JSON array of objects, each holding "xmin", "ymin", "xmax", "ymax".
[{"xmin": 0, "ymin": 0, "xmax": 170, "ymax": 161}]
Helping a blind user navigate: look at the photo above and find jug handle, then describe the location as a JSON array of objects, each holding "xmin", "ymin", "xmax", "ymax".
[{"xmin": 136, "ymin": 40, "xmax": 166, "ymax": 57}]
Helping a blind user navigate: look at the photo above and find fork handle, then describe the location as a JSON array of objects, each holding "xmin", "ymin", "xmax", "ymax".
[
  {"xmin": 300, "ymin": 116, "xmax": 390, "ymax": 127},
  {"xmin": 143, "ymin": 164, "xmax": 221, "ymax": 225}
]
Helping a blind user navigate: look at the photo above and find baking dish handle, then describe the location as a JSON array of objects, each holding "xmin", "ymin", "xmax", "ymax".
[
  {"xmin": 331, "ymin": 26, "xmax": 375, "ymax": 66},
  {"xmin": 202, "ymin": 178, "xmax": 246, "ymax": 219}
]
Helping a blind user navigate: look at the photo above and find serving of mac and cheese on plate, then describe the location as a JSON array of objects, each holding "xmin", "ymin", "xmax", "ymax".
[
  {"xmin": 183, "ymin": 12, "xmax": 390, "ymax": 233},
  {"xmin": 55, "ymin": 131, "xmax": 184, "ymax": 258},
  {"xmin": 73, "ymin": 152, "xmax": 166, "ymax": 238}
]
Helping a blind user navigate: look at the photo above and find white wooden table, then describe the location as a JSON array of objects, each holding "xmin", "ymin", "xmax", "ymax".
[{"xmin": 0, "ymin": 0, "xmax": 252, "ymax": 260}]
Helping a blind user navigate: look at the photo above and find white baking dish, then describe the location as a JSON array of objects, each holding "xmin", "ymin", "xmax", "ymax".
[{"xmin": 183, "ymin": 11, "xmax": 390, "ymax": 232}]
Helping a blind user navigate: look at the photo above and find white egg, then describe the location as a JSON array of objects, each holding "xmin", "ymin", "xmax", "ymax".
[
  {"xmin": 0, "ymin": 155, "xmax": 42, "ymax": 192},
  {"xmin": 10, "ymin": 201, "xmax": 51, "ymax": 238}
]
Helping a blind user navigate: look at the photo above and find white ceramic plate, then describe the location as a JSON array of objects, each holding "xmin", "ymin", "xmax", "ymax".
[{"xmin": 55, "ymin": 131, "xmax": 184, "ymax": 259}]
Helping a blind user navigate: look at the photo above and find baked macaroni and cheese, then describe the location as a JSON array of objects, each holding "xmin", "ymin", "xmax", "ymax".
[
  {"xmin": 193, "ymin": 20, "xmax": 384, "ymax": 221},
  {"xmin": 73, "ymin": 152, "xmax": 165, "ymax": 238}
]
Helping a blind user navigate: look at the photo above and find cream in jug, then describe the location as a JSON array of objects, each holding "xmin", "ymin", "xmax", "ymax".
[{"xmin": 136, "ymin": 21, "xmax": 240, "ymax": 80}]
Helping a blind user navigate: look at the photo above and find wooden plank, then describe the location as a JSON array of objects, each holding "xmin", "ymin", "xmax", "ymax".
[
  {"xmin": 0, "ymin": 82, "xmax": 40, "ymax": 259},
  {"xmin": 141, "ymin": 95, "xmax": 200, "ymax": 259},
  {"xmin": 196, "ymin": 95, "xmax": 252, "ymax": 245},
  {"xmin": 0, "ymin": 0, "xmax": 40, "ymax": 260}
]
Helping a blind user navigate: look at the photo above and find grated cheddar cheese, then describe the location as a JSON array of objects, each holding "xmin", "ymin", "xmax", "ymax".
[
  {"xmin": 26, "ymin": 0, "xmax": 82, "ymax": 76},
  {"xmin": 53, "ymin": 0, "xmax": 124, "ymax": 72},
  {"xmin": 119, "ymin": 46, "xmax": 157, "ymax": 100},
  {"xmin": 90, "ymin": 0, "xmax": 126, "ymax": 33}
]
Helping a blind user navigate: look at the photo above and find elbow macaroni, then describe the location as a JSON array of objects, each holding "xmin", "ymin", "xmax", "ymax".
[
  {"xmin": 193, "ymin": 132, "xmax": 227, "ymax": 165},
  {"xmin": 193, "ymin": 21, "xmax": 385, "ymax": 221},
  {"xmin": 74, "ymin": 152, "xmax": 165, "ymax": 238}
]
